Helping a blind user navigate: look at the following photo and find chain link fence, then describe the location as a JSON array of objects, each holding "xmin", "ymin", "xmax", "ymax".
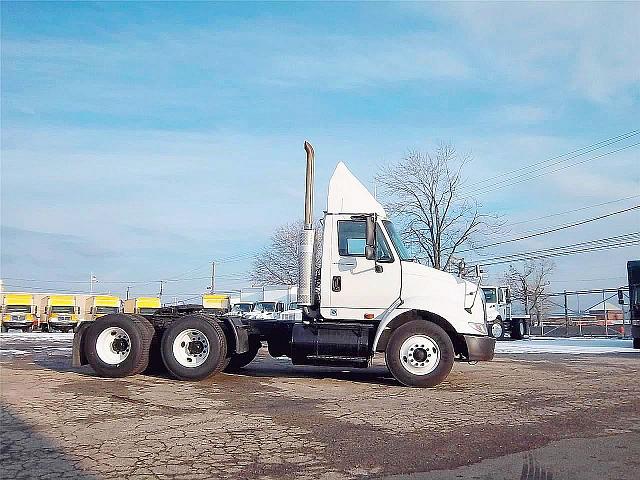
[{"xmin": 528, "ymin": 287, "xmax": 630, "ymax": 338}]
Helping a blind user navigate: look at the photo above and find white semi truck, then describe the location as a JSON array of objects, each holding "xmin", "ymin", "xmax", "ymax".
[
  {"xmin": 481, "ymin": 285, "xmax": 526, "ymax": 340},
  {"xmin": 73, "ymin": 142, "xmax": 494, "ymax": 387}
]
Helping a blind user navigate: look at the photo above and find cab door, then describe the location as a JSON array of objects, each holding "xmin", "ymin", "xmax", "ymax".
[{"xmin": 325, "ymin": 216, "xmax": 401, "ymax": 321}]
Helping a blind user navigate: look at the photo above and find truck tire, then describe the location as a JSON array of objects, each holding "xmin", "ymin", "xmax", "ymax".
[
  {"xmin": 510, "ymin": 318, "xmax": 525, "ymax": 340},
  {"xmin": 41, "ymin": 324, "xmax": 49, "ymax": 333},
  {"xmin": 385, "ymin": 320, "xmax": 455, "ymax": 388},
  {"xmin": 129, "ymin": 314, "xmax": 164, "ymax": 374},
  {"xmin": 84, "ymin": 314, "xmax": 150, "ymax": 378},
  {"xmin": 634, "ymin": 338, "xmax": 640, "ymax": 349},
  {"xmin": 22, "ymin": 326, "xmax": 33, "ymax": 333},
  {"xmin": 1, "ymin": 325, "xmax": 8, "ymax": 333},
  {"xmin": 490, "ymin": 319, "xmax": 504, "ymax": 339},
  {"xmin": 160, "ymin": 314, "xmax": 227, "ymax": 381},
  {"xmin": 225, "ymin": 337, "xmax": 261, "ymax": 371}
]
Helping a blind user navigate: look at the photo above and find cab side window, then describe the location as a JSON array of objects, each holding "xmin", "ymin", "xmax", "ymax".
[{"xmin": 337, "ymin": 220, "xmax": 393, "ymax": 262}]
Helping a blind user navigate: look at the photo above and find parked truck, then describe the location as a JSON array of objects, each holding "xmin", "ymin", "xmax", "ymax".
[
  {"xmin": 123, "ymin": 297, "xmax": 161, "ymax": 315},
  {"xmin": 629, "ymin": 260, "xmax": 640, "ymax": 349},
  {"xmin": 84, "ymin": 295, "xmax": 121, "ymax": 321},
  {"xmin": 481, "ymin": 285, "xmax": 526, "ymax": 340},
  {"xmin": 40, "ymin": 295, "xmax": 80, "ymax": 333},
  {"xmin": 73, "ymin": 142, "xmax": 494, "ymax": 387},
  {"xmin": 1, "ymin": 293, "xmax": 37, "ymax": 332}
]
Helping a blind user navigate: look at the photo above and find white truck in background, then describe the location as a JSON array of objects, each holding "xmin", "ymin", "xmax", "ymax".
[
  {"xmin": 481, "ymin": 285, "xmax": 526, "ymax": 340},
  {"xmin": 73, "ymin": 142, "xmax": 494, "ymax": 387}
]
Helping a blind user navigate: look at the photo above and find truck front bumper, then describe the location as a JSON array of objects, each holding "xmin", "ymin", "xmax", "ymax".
[
  {"xmin": 463, "ymin": 335, "xmax": 495, "ymax": 361},
  {"xmin": 2, "ymin": 321, "xmax": 34, "ymax": 329}
]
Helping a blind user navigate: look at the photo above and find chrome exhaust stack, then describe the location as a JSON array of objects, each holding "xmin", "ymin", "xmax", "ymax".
[{"xmin": 298, "ymin": 141, "xmax": 316, "ymax": 307}]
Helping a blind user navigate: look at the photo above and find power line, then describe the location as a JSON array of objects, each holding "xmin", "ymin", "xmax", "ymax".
[
  {"xmin": 471, "ymin": 233, "xmax": 639, "ymax": 266},
  {"xmin": 459, "ymin": 204, "xmax": 640, "ymax": 253},
  {"xmin": 473, "ymin": 130, "xmax": 639, "ymax": 187},
  {"xmin": 473, "ymin": 142, "xmax": 640, "ymax": 196},
  {"xmin": 503, "ymin": 195, "xmax": 640, "ymax": 227}
]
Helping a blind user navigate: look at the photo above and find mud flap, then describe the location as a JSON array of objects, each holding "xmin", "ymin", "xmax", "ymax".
[{"xmin": 72, "ymin": 322, "xmax": 92, "ymax": 367}]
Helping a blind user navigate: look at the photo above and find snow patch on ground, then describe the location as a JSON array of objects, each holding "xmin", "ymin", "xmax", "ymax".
[
  {"xmin": 0, "ymin": 333, "xmax": 74, "ymax": 342},
  {"xmin": 0, "ymin": 349, "xmax": 29, "ymax": 356},
  {"xmin": 495, "ymin": 338, "xmax": 639, "ymax": 355}
]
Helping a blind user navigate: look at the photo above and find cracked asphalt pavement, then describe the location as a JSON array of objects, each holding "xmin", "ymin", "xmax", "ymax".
[{"xmin": 1, "ymin": 333, "xmax": 639, "ymax": 480}]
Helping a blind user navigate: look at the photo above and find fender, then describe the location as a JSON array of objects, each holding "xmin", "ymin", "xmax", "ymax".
[{"xmin": 372, "ymin": 295, "xmax": 480, "ymax": 352}]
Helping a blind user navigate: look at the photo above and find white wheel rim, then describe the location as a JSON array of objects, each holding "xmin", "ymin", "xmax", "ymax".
[
  {"xmin": 492, "ymin": 323, "xmax": 503, "ymax": 338},
  {"xmin": 96, "ymin": 327, "xmax": 131, "ymax": 365},
  {"xmin": 519, "ymin": 321, "xmax": 525, "ymax": 336},
  {"xmin": 399, "ymin": 334, "xmax": 440, "ymax": 376},
  {"xmin": 172, "ymin": 329, "xmax": 210, "ymax": 368}
]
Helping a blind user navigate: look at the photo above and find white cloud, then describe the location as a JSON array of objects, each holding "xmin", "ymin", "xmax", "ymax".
[{"xmin": 433, "ymin": 2, "xmax": 640, "ymax": 103}]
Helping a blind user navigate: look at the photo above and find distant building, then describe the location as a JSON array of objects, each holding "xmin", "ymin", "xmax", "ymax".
[{"xmin": 588, "ymin": 301, "xmax": 623, "ymax": 321}]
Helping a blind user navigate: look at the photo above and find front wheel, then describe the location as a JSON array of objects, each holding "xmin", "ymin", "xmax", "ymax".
[
  {"xmin": 490, "ymin": 320, "xmax": 504, "ymax": 339},
  {"xmin": 385, "ymin": 320, "xmax": 455, "ymax": 387},
  {"xmin": 160, "ymin": 315, "xmax": 227, "ymax": 381}
]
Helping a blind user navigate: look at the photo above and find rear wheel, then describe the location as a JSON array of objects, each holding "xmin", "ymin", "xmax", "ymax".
[
  {"xmin": 385, "ymin": 320, "xmax": 454, "ymax": 387},
  {"xmin": 84, "ymin": 314, "xmax": 150, "ymax": 378},
  {"xmin": 225, "ymin": 337, "xmax": 261, "ymax": 371},
  {"xmin": 160, "ymin": 315, "xmax": 227, "ymax": 381},
  {"xmin": 41, "ymin": 324, "xmax": 49, "ymax": 332},
  {"xmin": 22, "ymin": 326, "xmax": 33, "ymax": 333},
  {"xmin": 633, "ymin": 338, "xmax": 640, "ymax": 349},
  {"xmin": 510, "ymin": 319, "xmax": 525, "ymax": 340}
]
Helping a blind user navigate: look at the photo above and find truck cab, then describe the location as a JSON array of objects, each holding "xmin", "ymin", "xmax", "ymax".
[
  {"xmin": 123, "ymin": 297, "xmax": 161, "ymax": 315},
  {"xmin": 1, "ymin": 293, "xmax": 37, "ymax": 332},
  {"xmin": 84, "ymin": 295, "xmax": 121, "ymax": 321},
  {"xmin": 629, "ymin": 260, "xmax": 640, "ymax": 349},
  {"xmin": 226, "ymin": 302, "xmax": 255, "ymax": 318},
  {"xmin": 40, "ymin": 295, "xmax": 80, "ymax": 333}
]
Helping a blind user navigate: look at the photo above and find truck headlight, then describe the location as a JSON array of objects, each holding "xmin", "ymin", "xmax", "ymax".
[{"xmin": 468, "ymin": 322, "xmax": 487, "ymax": 335}]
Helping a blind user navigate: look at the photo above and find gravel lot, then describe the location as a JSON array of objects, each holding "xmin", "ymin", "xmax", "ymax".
[{"xmin": 1, "ymin": 333, "xmax": 639, "ymax": 480}]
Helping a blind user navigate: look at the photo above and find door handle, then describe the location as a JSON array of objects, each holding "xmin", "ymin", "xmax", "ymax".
[{"xmin": 332, "ymin": 276, "xmax": 341, "ymax": 292}]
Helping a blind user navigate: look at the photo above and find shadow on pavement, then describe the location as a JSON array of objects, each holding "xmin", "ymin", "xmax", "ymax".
[{"xmin": 0, "ymin": 403, "xmax": 98, "ymax": 480}]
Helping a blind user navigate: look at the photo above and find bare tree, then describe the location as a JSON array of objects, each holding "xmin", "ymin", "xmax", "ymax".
[
  {"xmin": 504, "ymin": 260, "xmax": 555, "ymax": 325},
  {"xmin": 375, "ymin": 143, "xmax": 500, "ymax": 270},
  {"xmin": 250, "ymin": 221, "xmax": 322, "ymax": 286}
]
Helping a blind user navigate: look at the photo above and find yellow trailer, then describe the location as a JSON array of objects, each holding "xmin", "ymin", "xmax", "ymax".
[
  {"xmin": 123, "ymin": 297, "xmax": 161, "ymax": 315},
  {"xmin": 84, "ymin": 295, "xmax": 121, "ymax": 321},
  {"xmin": 40, "ymin": 295, "xmax": 80, "ymax": 333},
  {"xmin": 1, "ymin": 293, "xmax": 37, "ymax": 332},
  {"xmin": 202, "ymin": 294, "xmax": 230, "ymax": 314}
]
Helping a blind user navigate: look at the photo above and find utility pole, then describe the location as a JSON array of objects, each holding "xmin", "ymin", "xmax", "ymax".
[
  {"xmin": 210, "ymin": 261, "xmax": 216, "ymax": 293},
  {"xmin": 159, "ymin": 280, "xmax": 165, "ymax": 299},
  {"xmin": 90, "ymin": 273, "xmax": 97, "ymax": 294},
  {"xmin": 126, "ymin": 286, "xmax": 131, "ymax": 300},
  {"xmin": 564, "ymin": 290, "xmax": 568, "ymax": 338}
]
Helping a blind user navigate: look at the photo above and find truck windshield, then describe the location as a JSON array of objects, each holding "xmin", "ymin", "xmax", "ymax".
[
  {"xmin": 5, "ymin": 305, "xmax": 30, "ymax": 313},
  {"xmin": 96, "ymin": 306, "xmax": 119, "ymax": 314},
  {"xmin": 482, "ymin": 288, "xmax": 497, "ymax": 304},
  {"xmin": 382, "ymin": 221, "xmax": 412, "ymax": 261},
  {"xmin": 254, "ymin": 302, "xmax": 276, "ymax": 312},
  {"xmin": 51, "ymin": 306, "xmax": 74, "ymax": 313},
  {"xmin": 234, "ymin": 303, "xmax": 253, "ymax": 312}
]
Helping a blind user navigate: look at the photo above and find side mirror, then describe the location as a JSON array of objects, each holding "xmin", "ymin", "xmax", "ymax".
[{"xmin": 365, "ymin": 215, "xmax": 376, "ymax": 260}]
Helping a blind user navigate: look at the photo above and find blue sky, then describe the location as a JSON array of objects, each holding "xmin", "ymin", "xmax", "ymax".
[{"xmin": 1, "ymin": 1, "xmax": 639, "ymax": 302}]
